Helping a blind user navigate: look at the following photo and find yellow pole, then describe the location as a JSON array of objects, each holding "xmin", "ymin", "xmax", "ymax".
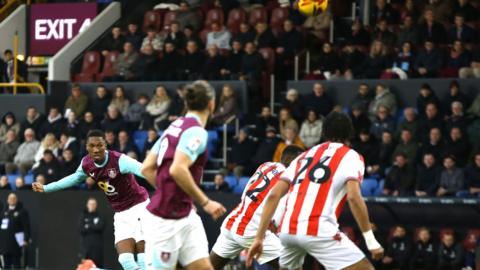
[{"xmin": 13, "ymin": 31, "xmax": 18, "ymax": 95}]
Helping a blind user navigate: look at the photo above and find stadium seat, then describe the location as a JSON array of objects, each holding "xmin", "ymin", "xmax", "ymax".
[
  {"xmin": 97, "ymin": 51, "xmax": 119, "ymax": 82},
  {"xmin": 463, "ymin": 229, "xmax": 480, "ymax": 251},
  {"xmin": 233, "ymin": 177, "xmax": 250, "ymax": 194},
  {"xmin": 133, "ymin": 131, "xmax": 148, "ymax": 152},
  {"xmin": 361, "ymin": 178, "xmax": 378, "ymax": 196},
  {"xmin": 24, "ymin": 174, "xmax": 34, "ymax": 184},
  {"xmin": 270, "ymin": 7, "xmax": 289, "ymax": 36},
  {"xmin": 207, "ymin": 130, "xmax": 219, "ymax": 157},
  {"xmin": 248, "ymin": 7, "xmax": 268, "ymax": 26},
  {"xmin": 162, "ymin": 11, "xmax": 177, "ymax": 31},
  {"xmin": 205, "ymin": 8, "xmax": 224, "ymax": 26},
  {"xmin": 143, "ymin": 10, "xmax": 162, "ymax": 32},
  {"xmin": 373, "ymin": 179, "xmax": 384, "ymax": 196},
  {"xmin": 225, "ymin": 176, "xmax": 238, "ymax": 189},
  {"xmin": 227, "ymin": 8, "xmax": 246, "ymax": 34},
  {"xmin": 7, "ymin": 174, "xmax": 18, "ymax": 190},
  {"xmin": 74, "ymin": 51, "xmax": 101, "ymax": 82}
]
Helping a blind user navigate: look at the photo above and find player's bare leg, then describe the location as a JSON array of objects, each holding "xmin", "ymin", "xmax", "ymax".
[
  {"xmin": 116, "ymin": 238, "xmax": 141, "ymax": 270},
  {"xmin": 135, "ymin": 241, "xmax": 146, "ymax": 270},
  {"xmin": 209, "ymin": 251, "xmax": 230, "ymax": 270},
  {"xmin": 185, "ymin": 257, "xmax": 214, "ymax": 270},
  {"xmin": 342, "ymin": 258, "xmax": 374, "ymax": 270}
]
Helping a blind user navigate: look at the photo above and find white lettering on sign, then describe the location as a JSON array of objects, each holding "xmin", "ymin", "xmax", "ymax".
[{"xmin": 34, "ymin": 18, "xmax": 92, "ymax": 41}]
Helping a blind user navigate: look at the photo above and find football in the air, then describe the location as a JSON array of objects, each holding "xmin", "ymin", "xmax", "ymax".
[{"xmin": 297, "ymin": 0, "xmax": 328, "ymax": 16}]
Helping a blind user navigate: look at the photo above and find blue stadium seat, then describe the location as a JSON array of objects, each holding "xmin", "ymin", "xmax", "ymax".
[
  {"xmin": 233, "ymin": 177, "xmax": 250, "ymax": 194},
  {"xmin": 207, "ymin": 130, "xmax": 219, "ymax": 156},
  {"xmin": 7, "ymin": 174, "xmax": 18, "ymax": 190},
  {"xmin": 225, "ymin": 176, "xmax": 237, "ymax": 189},
  {"xmin": 24, "ymin": 174, "xmax": 34, "ymax": 184},
  {"xmin": 374, "ymin": 179, "xmax": 385, "ymax": 196},
  {"xmin": 133, "ymin": 131, "xmax": 148, "ymax": 152},
  {"xmin": 361, "ymin": 178, "xmax": 378, "ymax": 196}
]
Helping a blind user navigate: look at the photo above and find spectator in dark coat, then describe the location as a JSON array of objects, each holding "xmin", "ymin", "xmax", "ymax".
[
  {"xmin": 117, "ymin": 130, "xmax": 137, "ymax": 156},
  {"xmin": 112, "ymin": 42, "xmax": 138, "ymax": 81},
  {"xmin": 445, "ymin": 40, "xmax": 471, "ymax": 72},
  {"xmin": 350, "ymin": 105, "xmax": 371, "ymax": 139},
  {"xmin": 465, "ymin": 152, "xmax": 480, "ymax": 197},
  {"xmin": 0, "ymin": 130, "xmax": 19, "ymax": 174},
  {"xmin": 60, "ymin": 149, "xmax": 78, "ymax": 178},
  {"xmin": 282, "ymin": 89, "xmax": 304, "ymax": 124},
  {"xmin": 445, "ymin": 101, "xmax": 468, "ymax": 134},
  {"xmin": 211, "ymin": 84, "xmax": 238, "ymax": 126},
  {"xmin": 125, "ymin": 94, "xmax": 148, "ymax": 131},
  {"xmin": 370, "ymin": 106, "xmax": 396, "ymax": 140},
  {"xmin": 416, "ymin": 83, "xmax": 440, "ymax": 116},
  {"xmin": 202, "ymin": 45, "xmax": 224, "ymax": 80},
  {"xmin": 352, "ymin": 130, "xmax": 380, "ymax": 177},
  {"xmin": 213, "ymin": 174, "xmax": 231, "ymax": 192},
  {"xmin": 79, "ymin": 198, "xmax": 105, "ymax": 268},
  {"xmin": 239, "ymin": 42, "xmax": 263, "ymax": 90},
  {"xmin": 444, "ymin": 127, "xmax": 470, "ymax": 167},
  {"xmin": 250, "ymin": 126, "xmax": 280, "ymax": 169},
  {"xmin": 350, "ymin": 83, "xmax": 373, "ymax": 113},
  {"xmin": 253, "ymin": 23, "xmax": 276, "ymax": 49},
  {"xmin": 125, "ymin": 23, "xmax": 143, "ymax": 50},
  {"xmin": 164, "ymin": 21, "xmax": 187, "ymax": 49},
  {"xmin": 0, "ymin": 193, "xmax": 30, "ymax": 269},
  {"xmin": 312, "ymin": 42, "xmax": 341, "ymax": 78},
  {"xmin": 221, "ymin": 40, "xmax": 243, "ymax": 80},
  {"xmin": 99, "ymin": 26, "xmax": 125, "ymax": 56},
  {"xmin": 417, "ymin": 127, "xmax": 445, "ymax": 162},
  {"xmin": 437, "ymin": 233, "xmax": 464, "ymax": 270},
  {"xmin": 414, "ymin": 40, "xmax": 443, "ymax": 78},
  {"xmin": 391, "ymin": 41, "xmax": 415, "ymax": 77},
  {"xmin": 392, "ymin": 129, "xmax": 418, "ymax": 164},
  {"xmin": 442, "ymin": 80, "xmax": 470, "ymax": 115},
  {"xmin": 437, "ymin": 155, "xmax": 465, "ymax": 197},
  {"xmin": 381, "ymin": 226, "xmax": 412, "ymax": 270},
  {"xmin": 142, "ymin": 129, "xmax": 158, "ymax": 156},
  {"xmin": 452, "ymin": 0, "xmax": 478, "ymax": 22},
  {"xmin": 181, "ymin": 40, "xmax": 206, "ymax": 80},
  {"xmin": 418, "ymin": 9, "xmax": 447, "ymax": 45},
  {"xmin": 40, "ymin": 107, "xmax": 65, "ymax": 139},
  {"xmin": 104, "ymin": 130, "xmax": 118, "ymax": 151},
  {"xmin": 347, "ymin": 19, "xmax": 371, "ymax": 47},
  {"xmin": 89, "ymin": 85, "xmax": 111, "ymax": 121},
  {"xmin": 379, "ymin": 131, "xmax": 395, "ymax": 175},
  {"xmin": 371, "ymin": 0, "xmax": 399, "ymax": 25},
  {"xmin": 134, "ymin": 44, "xmax": 160, "ymax": 81},
  {"xmin": 416, "ymin": 153, "xmax": 441, "ymax": 196},
  {"xmin": 235, "ymin": 23, "xmax": 256, "ymax": 45},
  {"xmin": 410, "ymin": 228, "xmax": 437, "ymax": 270},
  {"xmin": 275, "ymin": 20, "xmax": 303, "ymax": 79},
  {"xmin": 32, "ymin": 150, "xmax": 61, "ymax": 184},
  {"xmin": 159, "ymin": 42, "xmax": 183, "ymax": 81},
  {"xmin": 0, "ymin": 175, "xmax": 11, "ymax": 190},
  {"xmin": 229, "ymin": 128, "xmax": 257, "ymax": 178},
  {"xmin": 78, "ymin": 112, "xmax": 101, "ymax": 142},
  {"xmin": 371, "ymin": 18, "xmax": 396, "ymax": 49},
  {"xmin": 253, "ymin": 106, "xmax": 278, "ymax": 139},
  {"xmin": 384, "ymin": 153, "xmax": 416, "ymax": 196},
  {"xmin": 304, "ymin": 83, "xmax": 333, "ymax": 117},
  {"xmin": 340, "ymin": 43, "xmax": 366, "ymax": 79},
  {"xmin": 449, "ymin": 13, "xmax": 476, "ymax": 43},
  {"xmin": 158, "ymin": 85, "xmax": 186, "ymax": 130},
  {"xmin": 101, "ymin": 106, "xmax": 127, "ymax": 134},
  {"xmin": 396, "ymin": 107, "xmax": 419, "ymax": 141},
  {"xmin": 396, "ymin": 15, "xmax": 419, "ymax": 48},
  {"xmin": 360, "ymin": 40, "xmax": 390, "ymax": 79},
  {"xmin": 418, "ymin": 103, "xmax": 444, "ymax": 142},
  {"xmin": 19, "ymin": 106, "xmax": 45, "ymax": 141}
]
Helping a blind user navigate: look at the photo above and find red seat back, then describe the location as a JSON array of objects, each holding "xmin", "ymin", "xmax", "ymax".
[
  {"xmin": 249, "ymin": 7, "xmax": 268, "ymax": 26},
  {"xmin": 227, "ymin": 8, "xmax": 246, "ymax": 34},
  {"xmin": 143, "ymin": 10, "xmax": 162, "ymax": 32},
  {"xmin": 270, "ymin": 7, "xmax": 289, "ymax": 36},
  {"xmin": 80, "ymin": 51, "xmax": 101, "ymax": 74},
  {"xmin": 463, "ymin": 229, "xmax": 480, "ymax": 251},
  {"xmin": 97, "ymin": 51, "xmax": 119, "ymax": 81},
  {"xmin": 205, "ymin": 8, "xmax": 224, "ymax": 26}
]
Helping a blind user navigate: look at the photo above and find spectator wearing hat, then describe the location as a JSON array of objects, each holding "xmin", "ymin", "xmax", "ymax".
[
  {"xmin": 384, "ymin": 153, "xmax": 416, "ymax": 196},
  {"xmin": 250, "ymin": 125, "xmax": 280, "ymax": 170},
  {"xmin": 229, "ymin": 128, "xmax": 257, "ymax": 178},
  {"xmin": 273, "ymin": 127, "xmax": 304, "ymax": 163},
  {"xmin": 299, "ymin": 110, "xmax": 323, "ymax": 149},
  {"xmin": 410, "ymin": 227, "xmax": 437, "ymax": 270},
  {"xmin": 437, "ymin": 155, "xmax": 466, "ymax": 197},
  {"xmin": 0, "ymin": 112, "xmax": 20, "ymax": 142},
  {"xmin": 415, "ymin": 153, "xmax": 441, "ymax": 197}
]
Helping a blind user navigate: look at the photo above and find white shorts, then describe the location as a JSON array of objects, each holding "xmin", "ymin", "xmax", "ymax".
[
  {"xmin": 279, "ymin": 232, "xmax": 365, "ymax": 270},
  {"xmin": 212, "ymin": 228, "xmax": 282, "ymax": 265},
  {"xmin": 143, "ymin": 209, "xmax": 209, "ymax": 270},
  {"xmin": 113, "ymin": 199, "xmax": 149, "ymax": 244}
]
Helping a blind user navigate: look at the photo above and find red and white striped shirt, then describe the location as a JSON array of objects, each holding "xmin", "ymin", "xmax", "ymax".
[
  {"xmin": 278, "ymin": 142, "xmax": 364, "ymax": 237},
  {"xmin": 222, "ymin": 162, "xmax": 286, "ymax": 237}
]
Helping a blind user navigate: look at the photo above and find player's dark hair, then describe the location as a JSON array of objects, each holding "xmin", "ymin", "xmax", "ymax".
[
  {"xmin": 322, "ymin": 111, "xmax": 354, "ymax": 143},
  {"xmin": 86, "ymin": 130, "xmax": 106, "ymax": 140},
  {"xmin": 184, "ymin": 81, "xmax": 215, "ymax": 111},
  {"xmin": 281, "ymin": 145, "xmax": 304, "ymax": 166}
]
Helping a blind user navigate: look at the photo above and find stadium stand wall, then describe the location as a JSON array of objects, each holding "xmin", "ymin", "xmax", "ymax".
[
  {"xmin": 0, "ymin": 5, "xmax": 26, "ymax": 56},
  {"xmin": 0, "ymin": 94, "xmax": 45, "ymax": 119},
  {"xmin": 1, "ymin": 191, "xmax": 478, "ymax": 269}
]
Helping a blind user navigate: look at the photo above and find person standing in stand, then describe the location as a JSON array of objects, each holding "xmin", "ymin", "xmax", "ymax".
[{"xmin": 79, "ymin": 197, "xmax": 105, "ymax": 268}]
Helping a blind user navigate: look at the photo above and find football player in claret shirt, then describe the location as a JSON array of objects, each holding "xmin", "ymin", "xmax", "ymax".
[
  {"xmin": 33, "ymin": 130, "xmax": 149, "ymax": 270},
  {"xmin": 140, "ymin": 81, "xmax": 226, "ymax": 270},
  {"xmin": 210, "ymin": 145, "xmax": 304, "ymax": 270},
  {"xmin": 247, "ymin": 112, "xmax": 384, "ymax": 270}
]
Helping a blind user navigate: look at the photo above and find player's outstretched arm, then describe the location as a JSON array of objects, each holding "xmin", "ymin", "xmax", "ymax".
[
  {"xmin": 33, "ymin": 164, "xmax": 87, "ymax": 193},
  {"xmin": 247, "ymin": 179, "xmax": 290, "ymax": 267},
  {"xmin": 170, "ymin": 150, "xmax": 226, "ymax": 220},
  {"xmin": 346, "ymin": 180, "xmax": 384, "ymax": 260}
]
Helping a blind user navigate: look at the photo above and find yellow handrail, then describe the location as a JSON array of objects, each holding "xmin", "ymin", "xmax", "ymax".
[{"xmin": 0, "ymin": 83, "xmax": 45, "ymax": 95}]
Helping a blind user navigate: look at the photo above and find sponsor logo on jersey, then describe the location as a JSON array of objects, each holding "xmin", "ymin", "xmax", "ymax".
[{"xmin": 97, "ymin": 181, "xmax": 118, "ymax": 196}]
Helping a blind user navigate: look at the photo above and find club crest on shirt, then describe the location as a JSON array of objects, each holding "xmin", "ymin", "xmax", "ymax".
[
  {"xmin": 161, "ymin": 252, "xmax": 171, "ymax": 262},
  {"xmin": 187, "ymin": 137, "xmax": 201, "ymax": 152},
  {"xmin": 107, "ymin": 168, "xmax": 117, "ymax": 179}
]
